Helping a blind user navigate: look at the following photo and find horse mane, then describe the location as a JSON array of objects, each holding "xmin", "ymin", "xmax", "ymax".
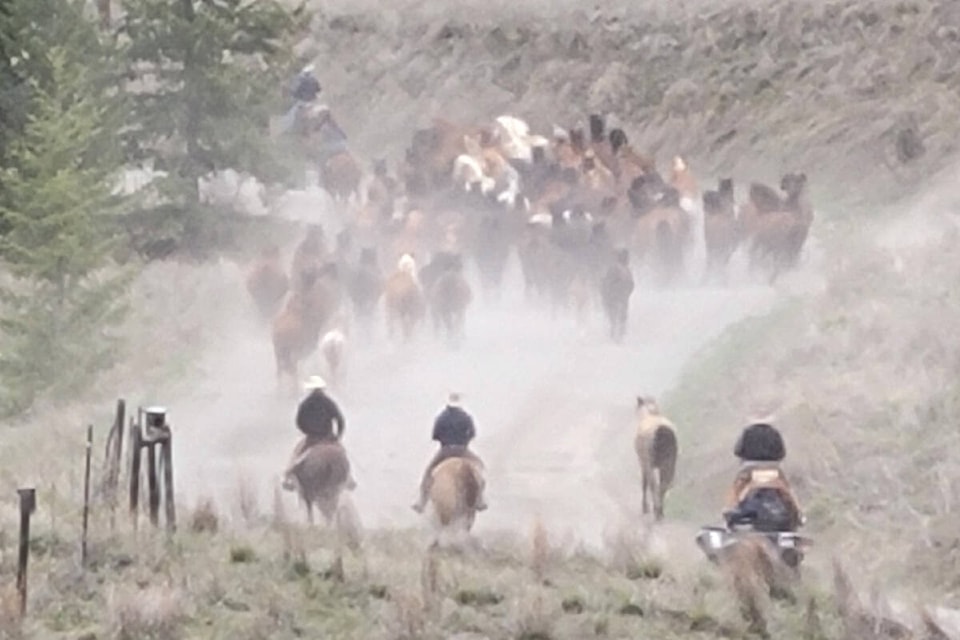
[{"xmin": 637, "ymin": 395, "xmax": 662, "ymax": 415}]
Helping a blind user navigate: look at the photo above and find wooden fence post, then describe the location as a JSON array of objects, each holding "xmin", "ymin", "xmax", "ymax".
[
  {"xmin": 16, "ymin": 488, "xmax": 36, "ymax": 617},
  {"xmin": 82, "ymin": 425, "xmax": 93, "ymax": 567},
  {"xmin": 127, "ymin": 407, "xmax": 176, "ymax": 534},
  {"xmin": 128, "ymin": 417, "xmax": 142, "ymax": 533},
  {"xmin": 104, "ymin": 399, "xmax": 126, "ymax": 531},
  {"xmin": 161, "ymin": 431, "xmax": 176, "ymax": 533},
  {"xmin": 146, "ymin": 440, "xmax": 160, "ymax": 528}
]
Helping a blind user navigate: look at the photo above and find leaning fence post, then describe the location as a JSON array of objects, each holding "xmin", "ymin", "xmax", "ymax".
[
  {"xmin": 16, "ymin": 488, "xmax": 36, "ymax": 617},
  {"xmin": 82, "ymin": 425, "xmax": 94, "ymax": 567},
  {"xmin": 104, "ymin": 399, "xmax": 126, "ymax": 531}
]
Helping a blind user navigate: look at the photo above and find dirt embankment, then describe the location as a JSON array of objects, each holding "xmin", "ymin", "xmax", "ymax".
[{"xmin": 306, "ymin": 0, "xmax": 959, "ymax": 212}]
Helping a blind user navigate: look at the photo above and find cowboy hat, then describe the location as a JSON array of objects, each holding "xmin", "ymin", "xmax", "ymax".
[{"xmin": 303, "ymin": 375, "xmax": 327, "ymax": 391}]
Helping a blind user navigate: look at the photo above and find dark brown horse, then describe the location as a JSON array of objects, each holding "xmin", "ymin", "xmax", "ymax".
[
  {"xmin": 288, "ymin": 438, "xmax": 354, "ymax": 525},
  {"xmin": 599, "ymin": 249, "xmax": 635, "ymax": 343},
  {"xmin": 425, "ymin": 253, "xmax": 473, "ymax": 345}
]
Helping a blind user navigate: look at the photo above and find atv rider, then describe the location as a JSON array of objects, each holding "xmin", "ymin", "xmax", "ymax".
[
  {"xmin": 282, "ymin": 375, "xmax": 357, "ymax": 492},
  {"xmin": 724, "ymin": 420, "xmax": 804, "ymax": 532},
  {"xmin": 411, "ymin": 392, "xmax": 488, "ymax": 514}
]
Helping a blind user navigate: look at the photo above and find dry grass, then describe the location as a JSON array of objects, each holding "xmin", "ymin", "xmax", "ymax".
[
  {"xmin": 603, "ymin": 525, "xmax": 664, "ymax": 582},
  {"xmin": 0, "ymin": 584, "xmax": 23, "ymax": 640},
  {"xmin": 510, "ymin": 586, "xmax": 559, "ymax": 640},
  {"xmin": 107, "ymin": 584, "xmax": 185, "ymax": 640},
  {"xmin": 188, "ymin": 498, "xmax": 219, "ymax": 534},
  {"xmin": 384, "ymin": 589, "xmax": 428, "ymax": 640}
]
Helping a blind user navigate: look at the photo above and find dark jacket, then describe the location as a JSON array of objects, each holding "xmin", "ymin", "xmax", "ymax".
[
  {"xmin": 734, "ymin": 423, "xmax": 785, "ymax": 462},
  {"xmin": 432, "ymin": 406, "xmax": 476, "ymax": 447},
  {"xmin": 296, "ymin": 390, "xmax": 344, "ymax": 441},
  {"xmin": 292, "ymin": 72, "xmax": 321, "ymax": 103}
]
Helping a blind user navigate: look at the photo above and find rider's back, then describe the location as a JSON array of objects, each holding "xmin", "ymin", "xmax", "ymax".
[{"xmin": 432, "ymin": 406, "xmax": 475, "ymax": 447}]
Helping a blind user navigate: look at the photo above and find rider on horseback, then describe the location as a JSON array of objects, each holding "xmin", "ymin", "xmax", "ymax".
[
  {"xmin": 291, "ymin": 64, "xmax": 322, "ymax": 103},
  {"xmin": 282, "ymin": 375, "xmax": 357, "ymax": 492},
  {"xmin": 724, "ymin": 419, "xmax": 803, "ymax": 532},
  {"xmin": 411, "ymin": 392, "xmax": 488, "ymax": 514}
]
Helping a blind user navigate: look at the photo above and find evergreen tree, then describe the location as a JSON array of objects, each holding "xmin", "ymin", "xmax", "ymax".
[
  {"xmin": 119, "ymin": 0, "xmax": 307, "ymax": 218},
  {"xmin": 0, "ymin": 33, "xmax": 132, "ymax": 415}
]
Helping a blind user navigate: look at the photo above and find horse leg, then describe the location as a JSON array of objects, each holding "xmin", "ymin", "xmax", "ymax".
[
  {"xmin": 641, "ymin": 467, "xmax": 650, "ymax": 515},
  {"xmin": 652, "ymin": 467, "xmax": 664, "ymax": 521}
]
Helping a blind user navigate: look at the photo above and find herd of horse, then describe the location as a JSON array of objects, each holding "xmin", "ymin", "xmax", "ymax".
[
  {"xmin": 240, "ymin": 107, "xmax": 810, "ymax": 540},
  {"xmin": 249, "ymin": 109, "xmax": 816, "ymax": 380}
]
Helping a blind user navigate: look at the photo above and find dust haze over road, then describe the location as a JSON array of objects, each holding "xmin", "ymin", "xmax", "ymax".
[{"xmin": 163, "ymin": 188, "xmax": 823, "ymax": 552}]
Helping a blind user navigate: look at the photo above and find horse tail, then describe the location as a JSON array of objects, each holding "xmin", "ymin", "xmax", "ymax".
[
  {"xmin": 652, "ymin": 424, "xmax": 678, "ymax": 488},
  {"xmin": 459, "ymin": 462, "xmax": 481, "ymax": 510}
]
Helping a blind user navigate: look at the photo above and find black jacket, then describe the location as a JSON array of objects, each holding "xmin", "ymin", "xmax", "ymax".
[
  {"xmin": 432, "ymin": 406, "xmax": 476, "ymax": 447},
  {"xmin": 296, "ymin": 390, "xmax": 345, "ymax": 440},
  {"xmin": 734, "ymin": 423, "xmax": 785, "ymax": 462}
]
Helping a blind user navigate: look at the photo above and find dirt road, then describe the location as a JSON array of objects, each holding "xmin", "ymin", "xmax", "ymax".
[{"xmin": 163, "ymin": 204, "xmax": 801, "ymax": 551}]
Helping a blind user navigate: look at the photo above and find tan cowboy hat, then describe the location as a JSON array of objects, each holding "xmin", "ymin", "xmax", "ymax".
[
  {"xmin": 303, "ymin": 375, "xmax": 327, "ymax": 391},
  {"xmin": 746, "ymin": 411, "xmax": 777, "ymax": 425}
]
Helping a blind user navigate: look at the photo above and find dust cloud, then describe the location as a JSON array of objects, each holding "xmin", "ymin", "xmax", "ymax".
[{"xmin": 157, "ymin": 182, "xmax": 824, "ymax": 552}]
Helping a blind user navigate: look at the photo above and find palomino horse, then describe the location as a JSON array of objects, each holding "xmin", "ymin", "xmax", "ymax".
[
  {"xmin": 288, "ymin": 438, "xmax": 354, "ymax": 526},
  {"xmin": 426, "ymin": 456, "xmax": 486, "ymax": 548},
  {"xmin": 383, "ymin": 253, "xmax": 426, "ymax": 342},
  {"xmin": 633, "ymin": 396, "xmax": 679, "ymax": 520}
]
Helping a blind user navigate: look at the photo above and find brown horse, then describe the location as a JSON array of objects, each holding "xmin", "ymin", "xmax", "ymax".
[
  {"xmin": 633, "ymin": 396, "xmax": 679, "ymax": 520},
  {"xmin": 426, "ymin": 456, "xmax": 486, "ymax": 548},
  {"xmin": 271, "ymin": 266, "xmax": 341, "ymax": 394},
  {"xmin": 599, "ymin": 249, "xmax": 635, "ymax": 343},
  {"xmin": 425, "ymin": 254, "xmax": 473, "ymax": 345},
  {"xmin": 383, "ymin": 253, "xmax": 426, "ymax": 342},
  {"xmin": 702, "ymin": 179, "xmax": 741, "ymax": 282},
  {"xmin": 288, "ymin": 439, "xmax": 354, "ymax": 526},
  {"xmin": 290, "ymin": 225, "xmax": 329, "ymax": 293},
  {"xmin": 245, "ymin": 244, "xmax": 289, "ymax": 321},
  {"xmin": 746, "ymin": 173, "xmax": 813, "ymax": 283},
  {"xmin": 322, "ymin": 151, "xmax": 363, "ymax": 202}
]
